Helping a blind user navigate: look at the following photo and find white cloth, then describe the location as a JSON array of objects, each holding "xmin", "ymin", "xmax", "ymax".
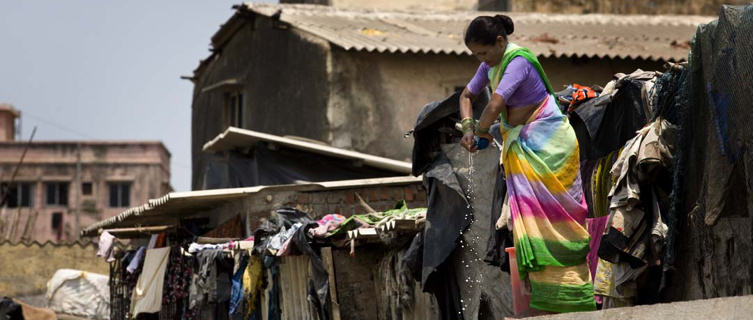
[
  {"xmin": 188, "ymin": 243, "xmax": 222, "ymax": 254},
  {"xmin": 131, "ymin": 247, "xmax": 170, "ymax": 316},
  {"xmin": 96, "ymin": 231, "xmax": 115, "ymax": 262}
]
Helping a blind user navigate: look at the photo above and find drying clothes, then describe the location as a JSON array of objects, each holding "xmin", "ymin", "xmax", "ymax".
[
  {"xmin": 309, "ymin": 214, "xmax": 346, "ymax": 237},
  {"xmin": 127, "ymin": 247, "xmax": 147, "ymax": 274},
  {"xmin": 161, "ymin": 246, "xmax": 192, "ymax": 306},
  {"xmin": 97, "ymin": 231, "xmax": 116, "ymax": 262},
  {"xmin": 272, "ymin": 223, "xmax": 303, "ymax": 256},
  {"xmin": 159, "ymin": 247, "xmax": 192, "ymax": 320},
  {"xmin": 599, "ymin": 119, "xmax": 675, "ymax": 266},
  {"xmin": 229, "ymin": 254, "xmax": 249, "ymax": 318},
  {"xmin": 187, "ymin": 243, "xmax": 222, "ymax": 254},
  {"xmin": 501, "ymin": 94, "xmax": 595, "ymax": 313},
  {"xmin": 569, "ymin": 70, "xmax": 656, "ymax": 161},
  {"xmin": 568, "ymin": 84, "xmax": 599, "ymax": 111},
  {"xmin": 243, "ymin": 255, "xmax": 263, "ymax": 319},
  {"xmin": 589, "ymin": 148, "xmax": 622, "ymax": 218},
  {"xmin": 189, "ymin": 249, "xmax": 221, "ymax": 309},
  {"xmin": 323, "ymin": 201, "xmax": 426, "ymax": 238},
  {"xmin": 131, "ymin": 247, "xmax": 171, "ymax": 316},
  {"xmin": 147, "ymin": 234, "xmax": 158, "ymax": 249},
  {"xmin": 586, "ymin": 216, "xmax": 609, "ymax": 279},
  {"xmin": 593, "ymin": 257, "xmax": 641, "ymax": 306}
]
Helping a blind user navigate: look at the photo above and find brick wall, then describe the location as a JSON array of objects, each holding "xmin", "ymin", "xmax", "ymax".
[{"xmin": 297, "ymin": 184, "xmax": 426, "ymax": 217}]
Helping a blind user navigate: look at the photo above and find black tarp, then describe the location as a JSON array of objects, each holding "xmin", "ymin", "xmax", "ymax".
[
  {"xmin": 484, "ymin": 163, "xmax": 512, "ymax": 270},
  {"xmin": 0, "ymin": 297, "xmax": 23, "ymax": 320},
  {"xmin": 411, "ymin": 90, "xmax": 491, "ymax": 319}
]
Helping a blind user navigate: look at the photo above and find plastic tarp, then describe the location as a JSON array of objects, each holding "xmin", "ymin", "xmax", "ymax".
[{"xmin": 46, "ymin": 269, "xmax": 110, "ymax": 319}]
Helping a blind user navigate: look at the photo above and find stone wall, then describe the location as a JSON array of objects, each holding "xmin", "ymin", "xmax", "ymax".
[{"xmin": 0, "ymin": 240, "xmax": 108, "ymax": 297}]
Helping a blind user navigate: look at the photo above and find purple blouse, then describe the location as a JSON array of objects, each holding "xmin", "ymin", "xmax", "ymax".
[{"xmin": 466, "ymin": 56, "xmax": 548, "ymax": 108}]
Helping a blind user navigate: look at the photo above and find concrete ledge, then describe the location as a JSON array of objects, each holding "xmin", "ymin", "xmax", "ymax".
[{"xmin": 530, "ymin": 295, "xmax": 753, "ymax": 320}]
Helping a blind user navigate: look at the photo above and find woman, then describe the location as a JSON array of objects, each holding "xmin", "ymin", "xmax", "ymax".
[{"xmin": 459, "ymin": 15, "xmax": 596, "ymax": 313}]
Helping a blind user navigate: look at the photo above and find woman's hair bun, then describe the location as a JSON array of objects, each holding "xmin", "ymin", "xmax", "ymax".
[{"xmin": 494, "ymin": 14, "xmax": 514, "ymax": 35}]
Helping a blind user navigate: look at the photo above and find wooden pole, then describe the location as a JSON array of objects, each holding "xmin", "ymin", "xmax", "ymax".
[{"xmin": 321, "ymin": 247, "xmax": 341, "ymax": 320}]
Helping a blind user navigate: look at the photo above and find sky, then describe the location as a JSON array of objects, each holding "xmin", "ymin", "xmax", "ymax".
[{"xmin": 0, "ymin": 1, "xmax": 275, "ymax": 192}]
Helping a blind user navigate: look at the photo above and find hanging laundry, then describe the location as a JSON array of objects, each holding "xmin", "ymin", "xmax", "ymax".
[
  {"xmin": 127, "ymin": 246, "xmax": 147, "ymax": 274},
  {"xmin": 595, "ymin": 118, "xmax": 676, "ymax": 307},
  {"xmin": 130, "ymin": 247, "xmax": 171, "ymax": 316},
  {"xmin": 96, "ymin": 230, "xmax": 116, "ymax": 262},
  {"xmin": 309, "ymin": 214, "xmax": 347, "ymax": 237}
]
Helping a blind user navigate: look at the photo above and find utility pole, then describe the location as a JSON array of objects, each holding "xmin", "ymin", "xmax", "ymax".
[{"xmin": 74, "ymin": 142, "xmax": 81, "ymax": 240}]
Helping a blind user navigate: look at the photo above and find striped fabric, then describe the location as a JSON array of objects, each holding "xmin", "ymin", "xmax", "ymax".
[
  {"xmin": 492, "ymin": 44, "xmax": 595, "ymax": 313},
  {"xmin": 500, "ymin": 95, "xmax": 596, "ymax": 313}
]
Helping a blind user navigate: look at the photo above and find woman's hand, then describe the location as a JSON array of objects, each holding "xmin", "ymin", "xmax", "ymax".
[
  {"xmin": 460, "ymin": 131, "xmax": 477, "ymax": 152},
  {"xmin": 476, "ymin": 132, "xmax": 494, "ymax": 143}
]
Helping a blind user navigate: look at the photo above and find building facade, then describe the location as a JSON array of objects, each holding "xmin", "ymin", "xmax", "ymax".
[
  {"xmin": 189, "ymin": 4, "xmax": 710, "ymax": 189},
  {"xmin": 0, "ymin": 105, "xmax": 171, "ymax": 243}
]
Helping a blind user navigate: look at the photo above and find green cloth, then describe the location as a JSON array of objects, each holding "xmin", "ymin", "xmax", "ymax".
[{"xmin": 325, "ymin": 200, "xmax": 426, "ymax": 237}]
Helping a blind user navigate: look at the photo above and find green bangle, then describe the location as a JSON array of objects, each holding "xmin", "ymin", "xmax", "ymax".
[
  {"xmin": 460, "ymin": 117, "xmax": 475, "ymax": 133},
  {"xmin": 476, "ymin": 126, "xmax": 489, "ymax": 134}
]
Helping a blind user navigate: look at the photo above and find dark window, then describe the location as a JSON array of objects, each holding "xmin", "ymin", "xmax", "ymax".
[
  {"xmin": 1, "ymin": 182, "xmax": 34, "ymax": 208},
  {"xmin": 82, "ymin": 182, "xmax": 93, "ymax": 196},
  {"xmin": 51, "ymin": 212, "xmax": 63, "ymax": 229},
  {"xmin": 46, "ymin": 182, "xmax": 69, "ymax": 206},
  {"xmin": 108, "ymin": 182, "xmax": 131, "ymax": 208},
  {"xmin": 225, "ymin": 91, "xmax": 245, "ymax": 128},
  {"xmin": 51, "ymin": 212, "xmax": 63, "ymax": 241}
]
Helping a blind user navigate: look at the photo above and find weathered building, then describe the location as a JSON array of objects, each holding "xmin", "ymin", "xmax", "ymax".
[
  {"xmin": 509, "ymin": 0, "xmax": 749, "ymax": 15},
  {"xmin": 281, "ymin": 0, "xmax": 486, "ymax": 11},
  {"xmin": 0, "ymin": 105, "xmax": 171, "ymax": 243},
  {"xmin": 190, "ymin": 3, "xmax": 711, "ymax": 189}
]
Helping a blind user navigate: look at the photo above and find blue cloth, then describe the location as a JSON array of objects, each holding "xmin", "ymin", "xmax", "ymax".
[
  {"xmin": 126, "ymin": 246, "xmax": 146, "ymax": 273},
  {"xmin": 229, "ymin": 254, "xmax": 249, "ymax": 317}
]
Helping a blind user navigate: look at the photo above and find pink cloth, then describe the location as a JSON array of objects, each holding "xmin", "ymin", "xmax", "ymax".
[
  {"xmin": 310, "ymin": 214, "xmax": 346, "ymax": 237},
  {"xmin": 586, "ymin": 216, "xmax": 610, "ymax": 280},
  {"xmin": 96, "ymin": 231, "xmax": 115, "ymax": 262}
]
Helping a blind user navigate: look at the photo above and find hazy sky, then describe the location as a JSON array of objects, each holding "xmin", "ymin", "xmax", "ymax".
[{"xmin": 0, "ymin": 1, "xmax": 276, "ymax": 191}]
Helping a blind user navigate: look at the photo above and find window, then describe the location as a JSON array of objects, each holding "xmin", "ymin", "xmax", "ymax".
[
  {"xmin": 225, "ymin": 91, "xmax": 245, "ymax": 128},
  {"xmin": 82, "ymin": 182, "xmax": 93, "ymax": 196},
  {"xmin": 51, "ymin": 212, "xmax": 63, "ymax": 241},
  {"xmin": 1, "ymin": 182, "xmax": 34, "ymax": 208},
  {"xmin": 108, "ymin": 182, "xmax": 131, "ymax": 208},
  {"xmin": 46, "ymin": 182, "xmax": 69, "ymax": 206}
]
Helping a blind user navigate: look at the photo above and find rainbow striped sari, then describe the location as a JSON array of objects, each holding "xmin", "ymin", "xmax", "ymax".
[
  {"xmin": 500, "ymin": 95, "xmax": 596, "ymax": 312},
  {"xmin": 494, "ymin": 45, "xmax": 595, "ymax": 313}
]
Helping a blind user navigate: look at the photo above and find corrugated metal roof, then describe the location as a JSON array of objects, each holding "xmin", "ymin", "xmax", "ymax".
[
  {"xmin": 203, "ymin": 127, "xmax": 413, "ymax": 174},
  {"xmin": 81, "ymin": 176, "xmax": 422, "ymax": 236},
  {"xmin": 241, "ymin": 3, "xmax": 713, "ymax": 61}
]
